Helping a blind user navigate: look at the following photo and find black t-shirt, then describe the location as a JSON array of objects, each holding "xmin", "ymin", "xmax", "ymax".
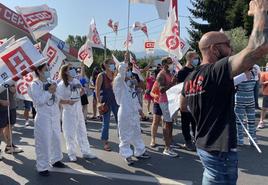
[
  {"xmin": 182, "ymin": 57, "xmax": 236, "ymax": 152},
  {"xmin": 176, "ymin": 66, "xmax": 194, "ymax": 83}
]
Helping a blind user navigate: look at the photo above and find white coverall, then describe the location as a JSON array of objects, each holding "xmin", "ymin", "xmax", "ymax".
[
  {"xmin": 57, "ymin": 78, "xmax": 92, "ymax": 159},
  {"xmin": 29, "ymin": 80, "xmax": 63, "ymax": 172},
  {"xmin": 113, "ymin": 63, "xmax": 146, "ymax": 158}
]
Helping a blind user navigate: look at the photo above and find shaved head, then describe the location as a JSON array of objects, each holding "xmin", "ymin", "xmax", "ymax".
[{"xmin": 199, "ymin": 31, "xmax": 229, "ymax": 50}]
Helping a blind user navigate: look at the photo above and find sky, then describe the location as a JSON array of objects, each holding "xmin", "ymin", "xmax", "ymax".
[{"xmin": 1, "ymin": 0, "xmax": 194, "ymax": 53}]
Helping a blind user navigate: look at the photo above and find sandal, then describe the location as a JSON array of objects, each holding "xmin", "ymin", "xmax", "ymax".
[{"xmin": 104, "ymin": 144, "xmax": 112, "ymax": 152}]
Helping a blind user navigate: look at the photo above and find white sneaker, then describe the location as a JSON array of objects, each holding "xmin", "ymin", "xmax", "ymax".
[
  {"xmin": 69, "ymin": 155, "xmax": 77, "ymax": 162},
  {"xmin": 25, "ymin": 121, "xmax": 30, "ymax": 126},
  {"xmin": 163, "ymin": 149, "xmax": 178, "ymax": 157},
  {"xmin": 83, "ymin": 153, "xmax": 97, "ymax": 159}
]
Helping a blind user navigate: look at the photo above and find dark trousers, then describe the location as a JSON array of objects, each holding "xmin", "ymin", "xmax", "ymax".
[
  {"xmin": 180, "ymin": 111, "xmax": 196, "ymax": 142},
  {"xmin": 254, "ymin": 81, "xmax": 260, "ymax": 108}
]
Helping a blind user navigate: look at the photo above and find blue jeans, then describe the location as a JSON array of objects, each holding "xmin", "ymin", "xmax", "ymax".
[
  {"xmin": 197, "ymin": 148, "xmax": 238, "ymax": 185},
  {"xmin": 101, "ymin": 101, "xmax": 118, "ymax": 141}
]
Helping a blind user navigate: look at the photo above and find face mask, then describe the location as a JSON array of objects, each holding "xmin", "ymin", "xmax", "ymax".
[
  {"xmin": 68, "ymin": 69, "xmax": 77, "ymax": 78},
  {"xmin": 192, "ymin": 59, "xmax": 199, "ymax": 67},
  {"xmin": 126, "ymin": 80, "xmax": 132, "ymax": 87},
  {"xmin": 126, "ymin": 71, "xmax": 132, "ymax": 78},
  {"xmin": 109, "ymin": 64, "xmax": 116, "ymax": 72},
  {"xmin": 168, "ymin": 64, "xmax": 174, "ymax": 71},
  {"xmin": 44, "ymin": 71, "xmax": 51, "ymax": 80}
]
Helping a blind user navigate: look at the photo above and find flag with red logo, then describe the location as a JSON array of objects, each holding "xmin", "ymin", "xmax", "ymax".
[
  {"xmin": 0, "ymin": 37, "xmax": 47, "ymax": 93},
  {"xmin": 130, "ymin": 0, "xmax": 170, "ymax": 20},
  {"xmin": 0, "ymin": 38, "xmax": 7, "ymax": 46},
  {"xmin": 133, "ymin": 22, "xmax": 148, "ymax": 38},
  {"xmin": 88, "ymin": 18, "xmax": 103, "ymax": 48},
  {"xmin": 78, "ymin": 40, "xmax": 93, "ymax": 68},
  {"xmin": 130, "ymin": 53, "xmax": 144, "ymax": 81},
  {"xmin": 15, "ymin": 5, "xmax": 58, "ymax": 40},
  {"xmin": 16, "ymin": 72, "xmax": 35, "ymax": 101},
  {"xmin": 42, "ymin": 39, "xmax": 66, "ymax": 80},
  {"xmin": 159, "ymin": 8, "xmax": 190, "ymax": 59},
  {"xmin": 107, "ymin": 19, "xmax": 119, "ymax": 35},
  {"xmin": 124, "ymin": 32, "xmax": 133, "ymax": 48},
  {"xmin": 112, "ymin": 54, "xmax": 120, "ymax": 68}
]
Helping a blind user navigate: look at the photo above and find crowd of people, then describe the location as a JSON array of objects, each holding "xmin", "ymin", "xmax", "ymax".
[{"xmin": 1, "ymin": 1, "xmax": 268, "ymax": 184}]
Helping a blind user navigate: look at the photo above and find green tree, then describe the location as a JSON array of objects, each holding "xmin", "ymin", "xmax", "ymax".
[{"xmin": 225, "ymin": 27, "xmax": 248, "ymax": 54}]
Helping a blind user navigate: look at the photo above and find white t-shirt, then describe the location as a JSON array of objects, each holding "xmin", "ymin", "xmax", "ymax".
[{"xmin": 252, "ymin": 64, "xmax": 261, "ymax": 81}]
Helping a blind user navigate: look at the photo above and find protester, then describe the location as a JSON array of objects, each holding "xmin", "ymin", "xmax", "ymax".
[
  {"xmin": 29, "ymin": 64, "xmax": 65, "ymax": 176},
  {"xmin": 95, "ymin": 59, "xmax": 119, "ymax": 151},
  {"xmin": 23, "ymin": 100, "xmax": 36, "ymax": 126},
  {"xmin": 113, "ymin": 62, "xmax": 150, "ymax": 165},
  {"xmin": 259, "ymin": 67, "xmax": 268, "ymax": 129},
  {"xmin": 180, "ymin": 2, "xmax": 268, "ymax": 183},
  {"xmin": 234, "ymin": 69, "xmax": 257, "ymax": 146},
  {"xmin": 57, "ymin": 64, "xmax": 96, "ymax": 161},
  {"xmin": 176, "ymin": 51, "xmax": 198, "ymax": 151},
  {"xmin": 89, "ymin": 67, "xmax": 101, "ymax": 120},
  {"xmin": 149, "ymin": 81, "xmax": 163, "ymax": 147},
  {"xmin": 252, "ymin": 64, "xmax": 261, "ymax": 109},
  {"xmin": 144, "ymin": 71, "xmax": 155, "ymax": 115},
  {"xmin": 76, "ymin": 67, "xmax": 90, "ymax": 121},
  {"xmin": 157, "ymin": 57, "xmax": 178, "ymax": 157},
  {"xmin": 0, "ymin": 86, "xmax": 23, "ymax": 157}
]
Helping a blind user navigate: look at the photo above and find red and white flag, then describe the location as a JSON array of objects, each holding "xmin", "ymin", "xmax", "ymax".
[
  {"xmin": 88, "ymin": 18, "xmax": 103, "ymax": 48},
  {"xmin": 0, "ymin": 38, "xmax": 7, "ymax": 46},
  {"xmin": 43, "ymin": 39, "xmax": 66, "ymax": 80},
  {"xmin": 16, "ymin": 72, "xmax": 35, "ymax": 101},
  {"xmin": 112, "ymin": 54, "xmax": 120, "ymax": 68},
  {"xmin": 133, "ymin": 22, "xmax": 148, "ymax": 38},
  {"xmin": 159, "ymin": 8, "xmax": 190, "ymax": 59},
  {"xmin": 124, "ymin": 32, "xmax": 133, "ymax": 48},
  {"xmin": 0, "ymin": 37, "xmax": 47, "ymax": 93},
  {"xmin": 15, "ymin": 5, "xmax": 58, "ymax": 40},
  {"xmin": 78, "ymin": 40, "xmax": 93, "ymax": 68},
  {"xmin": 108, "ymin": 19, "xmax": 119, "ymax": 35},
  {"xmin": 130, "ymin": 53, "xmax": 144, "ymax": 81},
  {"xmin": 130, "ymin": 0, "xmax": 171, "ymax": 20}
]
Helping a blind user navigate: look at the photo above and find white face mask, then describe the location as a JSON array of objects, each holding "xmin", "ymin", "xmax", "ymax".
[
  {"xmin": 126, "ymin": 80, "xmax": 132, "ymax": 87},
  {"xmin": 126, "ymin": 71, "xmax": 132, "ymax": 78},
  {"xmin": 168, "ymin": 64, "xmax": 174, "ymax": 71},
  {"xmin": 109, "ymin": 64, "xmax": 116, "ymax": 72},
  {"xmin": 192, "ymin": 59, "xmax": 199, "ymax": 67}
]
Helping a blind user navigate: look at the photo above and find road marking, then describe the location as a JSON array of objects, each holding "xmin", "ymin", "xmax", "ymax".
[{"xmin": 50, "ymin": 167, "xmax": 192, "ymax": 185}]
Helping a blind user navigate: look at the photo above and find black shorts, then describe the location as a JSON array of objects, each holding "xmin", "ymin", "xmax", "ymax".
[
  {"xmin": 153, "ymin": 103, "xmax": 162, "ymax": 116},
  {"xmin": 263, "ymin": 95, "xmax": 268, "ymax": 108},
  {"xmin": 0, "ymin": 109, "xmax": 16, "ymax": 128},
  {"xmin": 81, "ymin": 94, "xmax": 89, "ymax": 105}
]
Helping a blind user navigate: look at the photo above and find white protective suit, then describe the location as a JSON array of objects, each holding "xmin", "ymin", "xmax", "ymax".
[
  {"xmin": 57, "ymin": 78, "xmax": 92, "ymax": 159},
  {"xmin": 113, "ymin": 63, "xmax": 146, "ymax": 158},
  {"xmin": 29, "ymin": 80, "xmax": 63, "ymax": 172}
]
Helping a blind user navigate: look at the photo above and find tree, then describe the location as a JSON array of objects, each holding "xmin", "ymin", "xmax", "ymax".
[{"xmin": 188, "ymin": 0, "xmax": 232, "ymax": 51}]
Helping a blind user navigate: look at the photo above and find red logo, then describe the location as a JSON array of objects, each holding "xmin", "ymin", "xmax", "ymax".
[
  {"xmin": 166, "ymin": 23, "xmax": 180, "ymax": 50},
  {"xmin": 16, "ymin": 73, "xmax": 33, "ymax": 95},
  {"xmin": 46, "ymin": 46, "xmax": 57, "ymax": 66},
  {"xmin": 184, "ymin": 75, "xmax": 204, "ymax": 95},
  {"xmin": 1, "ymin": 47, "xmax": 33, "ymax": 76},
  {"xmin": 24, "ymin": 11, "xmax": 52, "ymax": 27},
  {"xmin": 145, "ymin": 42, "xmax": 155, "ymax": 49},
  {"xmin": 79, "ymin": 49, "xmax": 89, "ymax": 61}
]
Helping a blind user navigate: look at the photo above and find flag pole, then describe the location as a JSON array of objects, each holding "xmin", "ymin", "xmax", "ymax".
[
  {"xmin": 126, "ymin": 0, "xmax": 131, "ymax": 53},
  {"xmin": 6, "ymin": 88, "xmax": 14, "ymax": 155}
]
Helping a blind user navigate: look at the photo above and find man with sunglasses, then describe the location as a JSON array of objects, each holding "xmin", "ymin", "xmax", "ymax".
[{"xmin": 180, "ymin": 0, "xmax": 268, "ymax": 184}]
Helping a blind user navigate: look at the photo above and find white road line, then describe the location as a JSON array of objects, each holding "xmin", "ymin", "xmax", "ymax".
[{"xmin": 50, "ymin": 167, "xmax": 193, "ymax": 185}]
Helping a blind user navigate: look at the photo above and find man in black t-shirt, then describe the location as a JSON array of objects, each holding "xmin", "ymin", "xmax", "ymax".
[
  {"xmin": 176, "ymin": 51, "xmax": 198, "ymax": 151},
  {"xmin": 180, "ymin": 1, "xmax": 268, "ymax": 184}
]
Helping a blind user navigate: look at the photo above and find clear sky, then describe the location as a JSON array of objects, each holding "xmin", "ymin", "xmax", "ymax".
[{"xmin": 1, "ymin": 0, "xmax": 193, "ymax": 53}]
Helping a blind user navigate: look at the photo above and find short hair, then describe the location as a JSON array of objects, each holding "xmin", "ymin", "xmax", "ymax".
[
  {"xmin": 186, "ymin": 51, "xmax": 197, "ymax": 61},
  {"xmin": 161, "ymin": 57, "xmax": 172, "ymax": 65},
  {"xmin": 34, "ymin": 63, "xmax": 47, "ymax": 77}
]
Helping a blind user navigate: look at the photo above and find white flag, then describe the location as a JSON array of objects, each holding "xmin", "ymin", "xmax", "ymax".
[
  {"xmin": 133, "ymin": 22, "xmax": 148, "ymax": 38},
  {"xmin": 130, "ymin": 0, "xmax": 170, "ymax": 20},
  {"xmin": 88, "ymin": 19, "xmax": 103, "ymax": 48},
  {"xmin": 130, "ymin": 53, "xmax": 144, "ymax": 81},
  {"xmin": 166, "ymin": 83, "xmax": 183, "ymax": 117},
  {"xmin": 43, "ymin": 39, "xmax": 66, "ymax": 80},
  {"xmin": 159, "ymin": 8, "xmax": 189, "ymax": 59},
  {"xmin": 78, "ymin": 40, "xmax": 93, "ymax": 68},
  {"xmin": 16, "ymin": 72, "xmax": 35, "ymax": 101},
  {"xmin": 0, "ymin": 38, "xmax": 7, "ymax": 46},
  {"xmin": 0, "ymin": 37, "xmax": 47, "ymax": 93},
  {"xmin": 0, "ymin": 36, "xmax": 16, "ymax": 53},
  {"xmin": 15, "ymin": 5, "xmax": 58, "ymax": 40},
  {"xmin": 124, "ymin": 32, "xmax": 133, "ymax": 48},
  {"xmin": 112, "ymin": 54, "xmax": 120, "ymax": 68},
  {"xmin": 34, "ymin": 42, "xmax": 42, "ymax": 52}
]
